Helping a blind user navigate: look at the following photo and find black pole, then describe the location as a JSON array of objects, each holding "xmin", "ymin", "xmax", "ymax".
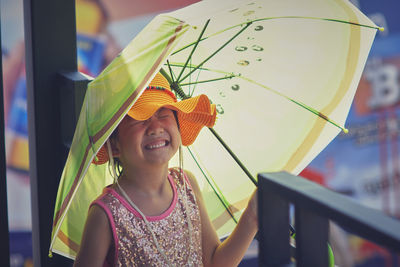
[
  {"xmin": 295, "ymin": 207, "xmax": 329, "ymax": 267},
  {"xmin": 23, "ymin": 0, "xmax": 78, "ymax": 265},
  {"xmin": 0, "ymin": 12, "xmax": 11, "ymax": 267},
  {"xmin": 258, "ymin": 186, "xmax": 290, "ymax": 266}
]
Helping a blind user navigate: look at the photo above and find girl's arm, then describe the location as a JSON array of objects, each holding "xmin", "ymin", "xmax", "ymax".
[
  {"xmin": 73, "ymin": 205, "xmax": 112, "ymax": 267},
  {"xmin": 185, "ymin": 171, "xmax": 258, "ymax": 267}
]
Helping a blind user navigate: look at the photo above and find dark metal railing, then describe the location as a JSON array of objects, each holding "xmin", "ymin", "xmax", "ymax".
[
  {"xmin": 24, "ymin": 0, "xmax": 79, "ymax": 265},
  {"xmin": 0, "ymin": 10, "xmax": 11, "ymax": 267},
  {"xmin": 258, "ymin": 171, "xmax": 400, "ymax": 267},
  {"xmin": 58, "ymin": 71, "xmax": 91, "ymax": 148}
]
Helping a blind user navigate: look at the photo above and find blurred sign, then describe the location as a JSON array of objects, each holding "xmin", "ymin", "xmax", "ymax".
[{"xmin": 305, "ymin": 1, "xmax": 400, "ymax": 265}]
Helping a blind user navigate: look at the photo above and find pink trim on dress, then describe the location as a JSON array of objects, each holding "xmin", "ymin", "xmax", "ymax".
[
  {"xmin": 91, "ymin": 197, "xmax": 119, "ymax": 266},
  {"xmin": 107, "ymin": 173, "xmax": 178, "ymax": 222}
]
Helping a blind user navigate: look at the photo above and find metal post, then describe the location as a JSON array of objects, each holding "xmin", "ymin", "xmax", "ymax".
[
  {"xmin": 258, "ymin": 174, "xmax": 291, "ymax": 267},
  {"xmin": 58, "ymin": 72, "xmax": 91, "ymax": 147},
  {"xmin": 295, "ymin": 206, "xmax": 329, "ymax": 267},
  {"xmin": 23, "ymin": 0, "xmax": 78, "ymax": 265},
  {"xmin": 0, "ymin": 12, "xmax": 11, "ymax": 267}
]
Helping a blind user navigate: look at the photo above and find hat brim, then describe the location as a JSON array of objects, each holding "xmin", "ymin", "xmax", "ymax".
[{"xmin": 128, "ymin": 90, "xmax": 216, "ymax": 146}]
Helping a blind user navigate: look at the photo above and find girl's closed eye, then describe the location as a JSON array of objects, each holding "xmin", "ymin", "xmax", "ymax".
[
  {"xmin": 128, "ymin": 117, "xmax": 146, "ymax": 127},
  {"xmin": 157, "ymin": 108, "xmax": 174, "ymax": 119}
]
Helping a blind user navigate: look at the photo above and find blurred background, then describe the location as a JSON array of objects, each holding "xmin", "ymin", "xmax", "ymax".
[{"xmin": 1, "ymin": 0, "xmax": 399, "ymax": 266}]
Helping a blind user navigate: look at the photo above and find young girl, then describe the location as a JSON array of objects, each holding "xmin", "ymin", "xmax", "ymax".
[{"xmin": 73, "ymin": 72, "xmax": 258, "ymax": 267}]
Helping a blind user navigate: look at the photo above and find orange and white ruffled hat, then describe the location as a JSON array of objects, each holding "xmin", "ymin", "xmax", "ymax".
[{"xmin": 93, "ymin": 72, "xmax": 217, "ymax": 165}]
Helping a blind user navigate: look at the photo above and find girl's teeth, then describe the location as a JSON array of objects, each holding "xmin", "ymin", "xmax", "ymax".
[{"xmin": 148, "ymin": 141, "xmax": 166, "ymax": 149}]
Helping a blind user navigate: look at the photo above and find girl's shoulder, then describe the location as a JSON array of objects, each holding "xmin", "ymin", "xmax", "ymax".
[{"xmin": 90, "ymin": 186, "xmax": 121, "ymax": 211}]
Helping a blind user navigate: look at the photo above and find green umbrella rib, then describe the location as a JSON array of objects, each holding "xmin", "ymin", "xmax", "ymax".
[
  {"xmin": 179, "ymin": 75, "xmax": 235, "ymax": 87},
  {"xmin": 167, "ymin": 15, "xmax": 374, "ymax": 132},
  {"xmin": 166, "ymin": 60, "xmax": 176, "ymax": 84},
  {"xmin": 171, "ymin": 16, "xmax": 382, "ymax": 57},
  {"xmin": 164, "ymin": 63, "xmax": 349, "ymax": 133},
  {"xmin": 160, "ymin": 13, "xmax": 360, "ymax": 189},
  {"xmin": 176, "ymin": 19, "xmax": 210, "ymax": 83},
  {"xmin": 239, "ymin": 75, "xmax": 350, "ymax": 133},
  {"xmin": 161, "ymin": 68, "xmax": 187, "ymax": 100},
  {"xmin": 177, "ymin": 22, "xmax": 252, "ymax": 84},
  {"xmin": 161, "ymin": 68, "xmax": 259, "ymax": 186},
  {"xmin": 187, "ymin": 147, "xmax": 238, "ymax": 224},
  {"xmin": 209, "ymin": 128, "xmax": 258, "ymax": 186}
]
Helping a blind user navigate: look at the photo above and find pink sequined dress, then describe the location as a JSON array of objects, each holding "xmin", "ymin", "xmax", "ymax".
[{"xmin": 91, "ymin": 169, "xmax": 203, "ymax": 267}]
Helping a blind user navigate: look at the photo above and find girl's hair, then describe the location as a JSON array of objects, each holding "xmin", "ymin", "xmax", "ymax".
[
  {"xmin": 109, "ymin": 110, "xmax": 180, "ymax": 179},
  {"xmin": 172, "ymin": 110, "xmax": 180, "ymax": 130},
  {"xmin": 109, "ymin": 127, "xmax": 123, "ymax": 179}
]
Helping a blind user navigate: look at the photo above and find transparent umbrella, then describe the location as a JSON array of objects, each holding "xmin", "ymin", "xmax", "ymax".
[{"xmin": 49, "ymin": 0, "xmax": 380, "ymax": 259}]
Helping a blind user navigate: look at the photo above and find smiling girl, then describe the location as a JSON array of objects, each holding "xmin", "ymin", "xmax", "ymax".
[{"xmin": 73, "ymin": 73, "xmax": 258, "ymax": 267}]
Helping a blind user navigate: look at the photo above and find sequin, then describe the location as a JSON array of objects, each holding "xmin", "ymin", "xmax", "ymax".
[{"xmin": 94, "ymin": 169, "xmax": 203, "ymax": 266}]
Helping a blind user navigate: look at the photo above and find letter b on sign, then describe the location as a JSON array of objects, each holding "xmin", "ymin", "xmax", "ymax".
[{"xmin": 367, "ymin": 64, "xmax": 400, "ymax": 109}]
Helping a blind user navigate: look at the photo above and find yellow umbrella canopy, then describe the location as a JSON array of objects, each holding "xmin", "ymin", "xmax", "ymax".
[{"xmin": 50, "ymin": 0, "xmax": 380, "ymax": 259}]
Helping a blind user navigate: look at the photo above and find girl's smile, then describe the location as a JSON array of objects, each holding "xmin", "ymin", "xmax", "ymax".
[{"xmin": 144, "ymin": 139, "xmax": 170, "ymax": 150}]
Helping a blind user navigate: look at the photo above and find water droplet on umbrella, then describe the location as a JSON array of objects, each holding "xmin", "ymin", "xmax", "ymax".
[
  {"xmin": 216, "ymin": 104, "xmax": 224, "ymax": 114},
  {"xmin": 256, "ymin": 58, "xmax": 262, "ymax": 62},
  {"xmin": 247, "ymin": 2, "xmax": 255, "ymax": 5},
  {"xmin": 235, "ymin": 46, "xmax": 247, "ymax": 52},
  {"xmin": 254, "ymin": 25, "xmax": 264, "ymax": 31},
  {"xmin": 237, "ymin": 60, "xmax": 250, "ymax": 66},
  {"xmin": 252, "ymin": 45, "xmax": 264, "ymax": 51},
  {"xmin": 229, "ymin": 8, "xmax": 239, "ymax": 12},
  {"xmin": 243, "ymin": 10, "xmax": 255, "ymax": 16},
  {"xmin": 247, "ymin": 36, "xmax": 255, "ymax": 40},
  {"xmin": 219, "ymin": 91, "xmax": 226, "ymax": 97},
  {"xmin": 231, "ymin": 84, "xmax": 240, "ymax": 91}
]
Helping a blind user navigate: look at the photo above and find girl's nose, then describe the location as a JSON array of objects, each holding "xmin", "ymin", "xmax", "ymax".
[{"xmin": 145, "ymin": 116, "xmax": 164, "ymax": 136}]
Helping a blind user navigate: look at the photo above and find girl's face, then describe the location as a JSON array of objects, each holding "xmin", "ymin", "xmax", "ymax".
[{"xmin": 113, "ymin": 108, "xmax": 181, "ymax": 168}]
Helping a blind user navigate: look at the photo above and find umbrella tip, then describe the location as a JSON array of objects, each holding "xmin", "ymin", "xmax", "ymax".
[
  {"xmin": 343, "ymin": 128, "xmax": 349, "ymax": 134},
  {"xmin": 48, "ymin": 251, "xmax": 53, "ymax": 258},
  {"xmin": 378, "ymin": 27, "xmax": 385, "ymax": 32}
]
